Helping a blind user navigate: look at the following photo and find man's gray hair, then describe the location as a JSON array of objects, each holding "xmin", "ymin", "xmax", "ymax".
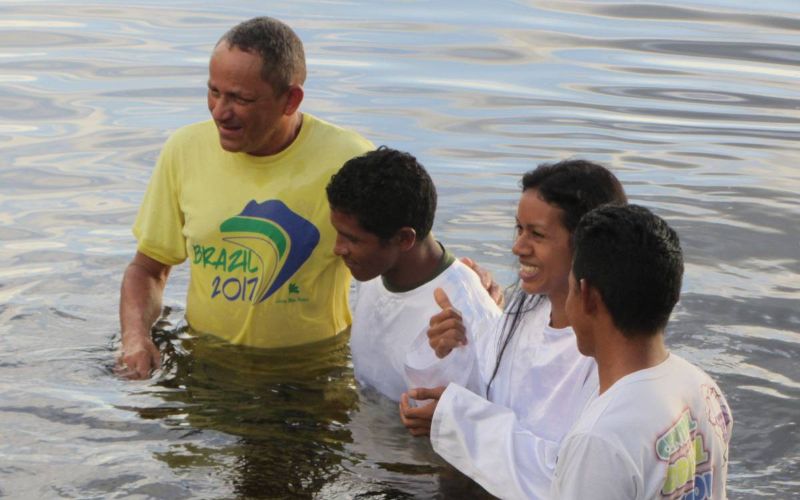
[{"xmin": 218, "ymin": 16, "xmax": 306, "ymax": 94}]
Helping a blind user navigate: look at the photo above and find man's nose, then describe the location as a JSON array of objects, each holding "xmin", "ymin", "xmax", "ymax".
[{"xmin": 210, "ymin": 95, "xmax": 232, "ymax": 121}]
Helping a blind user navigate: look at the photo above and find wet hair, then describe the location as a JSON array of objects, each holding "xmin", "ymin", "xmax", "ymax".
[
  {"xmin": 573, "ymin": 204, "xmax": 683, "ymax": 337},
  {"xmin": 218, "ymin": 16, "xmax": 306, "ymax": 94},
  {"xmin": 486, "ymin": 159, "xmax": 627, "ymax": 396},
  {"xmin": 326, "ymin": 146, "xmax": 437, "ymax": 242}
]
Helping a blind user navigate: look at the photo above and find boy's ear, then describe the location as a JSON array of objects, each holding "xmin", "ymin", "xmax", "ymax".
[
  {"xmin": 579, "ymin": 278, "xmax": 601, "ymax": 316},
  {"xmin": 393, "ymin": 227, "xmax": 417, "ymax": 251}
]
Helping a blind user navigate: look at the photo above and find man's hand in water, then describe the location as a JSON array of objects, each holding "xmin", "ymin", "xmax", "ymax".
[
  {"xmin": 428, "ymin": 288, "xmax": 467, "ymax": 358},
  {"xmin": 117, "ymin": 251, "xmax": 170, "ymax": 380},
  {"xmin": 399, "ymin": 386, "xmax": 446, "ymax": 437},
  {"xmin": 115, "ymin": 334, "xmax": 160, "ymax": 379},
  {"xmin": 460, "ymin": 256, "xmax": 504, "ymax": 308}
]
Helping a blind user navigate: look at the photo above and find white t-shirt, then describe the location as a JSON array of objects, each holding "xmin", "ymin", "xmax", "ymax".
[
  {"xmin": 551, "ymin": 353, "xmax": 733, "ymax": 500},
  {"xmin": 350, "ymin": 257, "xmax": 501, "ymax": 401},
  {"xmin": 430, "ymin": 296, "xmax": 598, "ymax": 499}
]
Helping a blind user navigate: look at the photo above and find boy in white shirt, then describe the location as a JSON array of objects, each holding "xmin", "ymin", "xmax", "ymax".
[
  {"xmin": 326, "ymin": 146, "xmax": 501, "ymax": 401},
  {"xmin": 555, "ymin": 204, "xmax": 733, "ymax": 499}
]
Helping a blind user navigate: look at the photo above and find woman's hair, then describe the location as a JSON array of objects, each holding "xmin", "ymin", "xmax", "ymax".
[{"xmin": 485, "ymin": 159, "xmax": 627, "ymax": 396}]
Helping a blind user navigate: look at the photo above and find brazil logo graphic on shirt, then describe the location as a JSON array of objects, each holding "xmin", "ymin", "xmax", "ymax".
[{"xmin": 210, "ymin": 199, "xmax": 319, "ymax": 303}]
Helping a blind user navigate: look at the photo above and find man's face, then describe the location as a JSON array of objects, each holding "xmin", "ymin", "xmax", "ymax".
[
  {"xmin": 207, "ymin": 42, "xmax": 290, "ymax": 156},
  {"xmin": 330, "ymin": 209, "xmax": 401, "ymax": 282},
  {"xmin": 565, "ymin": 270, "xmax": 595, "ymax": 356}
]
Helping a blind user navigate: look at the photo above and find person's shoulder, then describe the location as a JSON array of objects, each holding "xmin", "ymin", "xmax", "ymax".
[
  {"xmin": 359, "ymin": 275, "xmax": 385, "ymax": 293},
  {"xmin": 668, "ymin": 353, "xmax": 731, "ymax": 411},
  {"xmin": 304, "ymin": 113, "xmax": 356, "ymax": 134},
  {"xmin": 304, "ymin": 113, "xmax": 373, "ymax": 150},
  {"xmin": 666, "ymin": 353, "xmax": 723, "ymax": 388},
  {"xmin": 571, "ymin": 366, "xmax": 672, "ymax": 438},
  {"xmin": 570, "ymin": 388, "xmax": 617, "ymax": 434},
  {"xmin": 351, "ymin": 276, "xmax": 386, "ymax": 306},
  {"xmin": 446, "ymin": 259, "xmax": 487, "ymax": 290},
  {"xmin": 668, "ymin": 352, "xmax": 709, "ymax": 374},
  {"xmin": 164, "ymin": 119, "xmax": 217, "ymax": 147},
  {"xmin": 588, "ymin": 355, "xmax": 724, "ymax": 429}
]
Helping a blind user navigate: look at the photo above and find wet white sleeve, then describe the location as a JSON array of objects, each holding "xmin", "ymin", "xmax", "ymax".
[
  {"xmin": 550, "ymin": 433, "xmax": 639, "ymax": 499},
  {"xmin": 403, "ymin": 282, "xmax": 499, "ymax": 395},
  {"xmin": 431, "ymin": 383, "xmax": 559, "ymax": 500},
  {"xmin": 403, "ymin": 334, "xmax": 479, "ymax": 392}
]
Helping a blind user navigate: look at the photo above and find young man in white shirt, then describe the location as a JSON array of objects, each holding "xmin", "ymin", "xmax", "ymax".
[
  {"xmin": 326, "ymin": 146, "xmax": 501, "ymax": 401},
  {"xmin": 555, "ymin": 204, "xmax": 733, "ymax": 499}
]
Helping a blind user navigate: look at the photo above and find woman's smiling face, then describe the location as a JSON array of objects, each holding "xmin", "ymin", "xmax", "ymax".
[{"xmin": 512, "ymin": 188, "xmax": 573, "ymax": 300}]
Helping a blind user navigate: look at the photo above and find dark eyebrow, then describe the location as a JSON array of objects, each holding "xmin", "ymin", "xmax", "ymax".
[
  {"xmin": 340, "ymin": 231, "xmax": 359, "ymax": 242},
  {"xmin": 335, "ymin": 226, "xmax": 358, "ymax": 240},
  {"xmin": 516, "ymin": 216, "xmax": 544, "ymax": 230}
]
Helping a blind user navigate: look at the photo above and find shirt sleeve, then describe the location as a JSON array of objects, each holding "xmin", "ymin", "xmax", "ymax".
[
  {"xmin": 132, "ymin": 136, "xmax": 187, "ymax": 265},
  {"xmin": 551, "ymin": 432, "xmax": 639, "ymax": 500},
  {"xmin": 431, "ymin": 383, "xmax": 560, "ymax": 500},
  {"xmin": 403, "ymin": 270, "xmax": 501, "ymax": 395},
  {"xmin": 403, "ymin": 337, "xmax": 480, "ymax": 393},
  {"xmin": 450, "ymin": 271, "xmax": 502, "ymax": 395}
]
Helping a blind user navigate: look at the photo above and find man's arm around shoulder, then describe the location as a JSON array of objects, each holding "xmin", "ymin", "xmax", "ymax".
[{"xmin": 117, "ymin": 251, "xmax": 171, "ymax": 379}]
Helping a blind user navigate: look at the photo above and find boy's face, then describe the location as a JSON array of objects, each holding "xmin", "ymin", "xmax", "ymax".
[
  {"xmin": 565, "ymin": 270, "xmax": 596, "ymax": 357},
  {"xmin": 330, "ymin": 209, "xmax": 401, "ymax": 282}
]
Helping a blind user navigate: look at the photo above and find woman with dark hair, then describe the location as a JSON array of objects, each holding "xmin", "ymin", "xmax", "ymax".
[{"xmin": 400, "ymin": 159, "xmax": 627, "ymax": 499}]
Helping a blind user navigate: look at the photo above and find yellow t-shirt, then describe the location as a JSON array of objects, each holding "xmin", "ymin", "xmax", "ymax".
[{"xmin": 133, "ymin": 114, "xmax": 373, "ymax": 347}]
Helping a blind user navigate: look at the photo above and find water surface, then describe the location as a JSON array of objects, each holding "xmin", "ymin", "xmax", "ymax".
[{"xmin": 1, "ymin": 1, "xmax": 798, "ymax": 497}]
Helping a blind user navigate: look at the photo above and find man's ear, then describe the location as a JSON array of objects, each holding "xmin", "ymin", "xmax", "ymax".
[
  {"xmin": 393, "ymin": 227, "xmax": 417, "ymax": 251},
  {"xmin": 283, "ymin": 84, "xmax": 304, "ymax": 115}
]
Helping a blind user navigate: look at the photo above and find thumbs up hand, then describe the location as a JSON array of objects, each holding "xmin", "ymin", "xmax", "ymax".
[
  {"xmin": 427, "ymin": 287, "xmax": 467, "ymax": 358},
  {"xmin": 433, "ymin": 287, "xmax": 455, "ymax": 310}
]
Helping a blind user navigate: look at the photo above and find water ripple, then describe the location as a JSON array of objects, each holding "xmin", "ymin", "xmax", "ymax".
[{"xmin": 1, "ymin": 0, "xmax": 798, "ymax": 496}]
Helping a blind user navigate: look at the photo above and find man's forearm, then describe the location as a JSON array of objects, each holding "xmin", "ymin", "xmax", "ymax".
[
  {"xmin": 120, "ymin": 262, "xmax": 166, "ymax": 341},
  {"xmin": 116, "ymin": 253, "xmax": 171, "ymax": 379},
  {"xmin": 119, "ymin": 251, "xmax": 171, "ymax": 343}
]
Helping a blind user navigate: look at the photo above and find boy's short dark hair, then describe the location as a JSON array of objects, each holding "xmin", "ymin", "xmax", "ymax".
[
  {"xmin": 326, "ymin": 146, "xmax": 437, "ymax": 242},
  {"xmin": 572, "ymin": 204, "xmax": 684, "ymax": 337}
]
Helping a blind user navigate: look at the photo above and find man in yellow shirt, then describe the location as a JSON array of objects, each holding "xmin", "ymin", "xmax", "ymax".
[{"xmin": 117, "ymin": 17, "xmax": 373, "ymax": 378}]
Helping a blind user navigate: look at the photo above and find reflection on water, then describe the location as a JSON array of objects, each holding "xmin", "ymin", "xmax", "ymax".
[
  {"xmin": 1, "ymin": 0, "xmax": 798, "ymax": 497},
  {"xmin": 148, "ymin": 319, "xmax": 358, "ymax": 497},
  {"xmin": 130, "ymin": 313, "xmax": 489, "ymax": 498}
]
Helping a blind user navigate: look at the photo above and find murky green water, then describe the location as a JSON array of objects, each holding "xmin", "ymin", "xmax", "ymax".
[{"xmin": 1, "ymin": 1, "xmax": 799, "ymax": 497}]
